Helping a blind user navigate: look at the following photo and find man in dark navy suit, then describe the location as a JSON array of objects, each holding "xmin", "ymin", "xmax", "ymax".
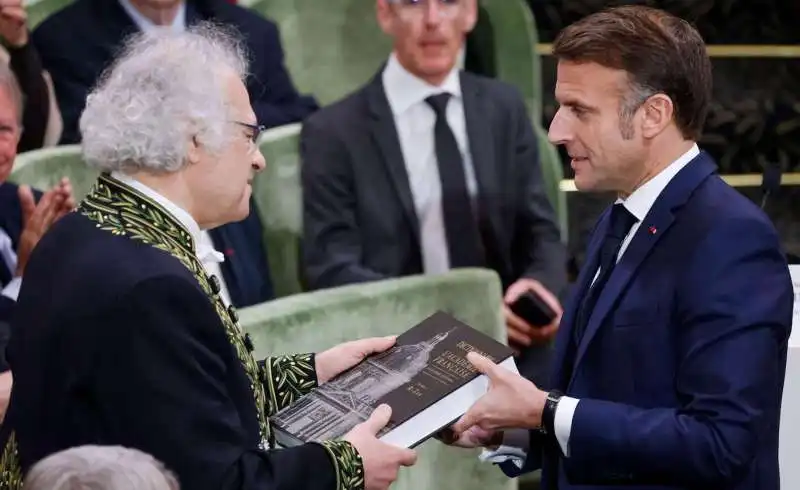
[{"xmin": 443, "ymin": 6, "xmax": 794, "ymax": 490}]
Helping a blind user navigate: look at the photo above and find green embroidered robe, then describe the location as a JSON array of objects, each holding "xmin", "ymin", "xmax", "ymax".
[{"xmin": 0, "ymin": 174, "xmax": 363, "ymax": 490}]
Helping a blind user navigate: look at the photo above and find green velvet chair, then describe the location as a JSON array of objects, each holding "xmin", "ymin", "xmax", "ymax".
[
  {"xmin": 239, "ymin": 268, "xmax": 517, "ymax": 490},
  {"xmin": 9, "ymin": 145, "xmax": 98, "ymax": 200},
  {"xmin": 246, "ymin": 0, "xmax": 392, "ymax": 106},
  {"xmin": 252, "ymin": 123, "xmax": 304, "ymax": 298},
  {"xmin": 479, "ymin": 0, "xmax": 543, "ymax": 122},
  {"xmin": 24, "ymin": 0, "xmax": 72, "ymax": 28}
]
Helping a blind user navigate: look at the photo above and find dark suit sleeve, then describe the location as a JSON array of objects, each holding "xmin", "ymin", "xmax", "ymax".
[
  {"xmin": 248, "ymin": 20, "xmax": 319, "ymax": 128},
  {"xmin": 562, "ymin": 217, "xmax": 793, "ymax": 487},
  {"xmin": 6, "ymin": 42, "xmax": 50, "ymax": 152},
  {"xmin": 511, "ymin": 95, "xmax": 567, "ymax": 297},
  {"xmin": 300, "ymin": 117, "xmax": 387, "ymax": 289},
  {"xmin": 98, "ymin": 275, "xmax": 363, "ymax": 490},
  {"xmin": 31, "ymin": 23, "xmax": 91, "ymax": 145}
]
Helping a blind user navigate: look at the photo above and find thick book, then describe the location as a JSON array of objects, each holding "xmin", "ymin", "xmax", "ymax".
[{"xmin": 271, "ymin": 310, "xmax": 516, "ymax": 449}]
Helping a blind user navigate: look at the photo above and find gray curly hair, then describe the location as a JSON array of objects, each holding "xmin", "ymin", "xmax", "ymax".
[{"xmin": 79, "ymin": 22, "xmax": 249, "ymax": 174}]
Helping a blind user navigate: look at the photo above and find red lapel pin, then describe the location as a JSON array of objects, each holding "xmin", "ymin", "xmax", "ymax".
[{"xmin": 648, "ymin": 226, "xmax": 657, "ymax": 235}]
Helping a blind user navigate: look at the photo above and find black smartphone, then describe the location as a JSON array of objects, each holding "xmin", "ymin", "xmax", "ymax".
[{"xmin": 509, "ymin": 290, "xmax": 557, "ymax": 327}]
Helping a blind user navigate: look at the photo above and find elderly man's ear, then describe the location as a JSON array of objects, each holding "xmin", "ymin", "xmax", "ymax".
[{"xmin": 187, "ymin": 135, "xmax": 201, "ymax": 164}]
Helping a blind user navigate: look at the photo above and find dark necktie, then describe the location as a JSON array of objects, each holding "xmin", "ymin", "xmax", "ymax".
[
  {"xmin": 425, "ymin": 93, "xmax": 485, "ymax": 268},
  {"xmin": 573, "ymin": 203, "xmax": 638, "ymax": 342}
]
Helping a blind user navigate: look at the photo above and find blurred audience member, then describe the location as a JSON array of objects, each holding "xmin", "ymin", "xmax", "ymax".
[
  {"xmin": 301, "ymin": 0, "xmax": 567, "ymax": 384},
  {"xmin": 0, "ymin": 61, "xmax": 72, "ymax": 337},
  {"xmin": 31, "ymin": 0, "xmax": 318, "ymax": 145},
  {"xmin": 23, "ymin": 445, "xmax": 179, "ymax": 490},
  {"xmin": 0, "ymin": 0, "xmax": 62, "ymax": 150}
]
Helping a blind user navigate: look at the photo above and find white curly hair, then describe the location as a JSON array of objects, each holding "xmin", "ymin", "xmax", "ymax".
[{"xmin": 79, "ymin": 21, "xmax": 250, "ymax": 174}]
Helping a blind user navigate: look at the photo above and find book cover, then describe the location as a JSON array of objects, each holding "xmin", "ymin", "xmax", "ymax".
[{"xmin": 271, "ymin": 311, "xmax": 513, "ymax": 448}]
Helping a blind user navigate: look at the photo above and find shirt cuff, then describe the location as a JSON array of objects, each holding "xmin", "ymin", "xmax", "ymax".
[
  {"xmin": 478, "ymin": 429, "xmax": 530, "ymax": 467},
  {"xmin": 2, "ymin": 277, "xmax": 22, "ymax": 301},
  {"xmin": 554, "ymin": 395, "xmax": 579, "ymax": 457}
]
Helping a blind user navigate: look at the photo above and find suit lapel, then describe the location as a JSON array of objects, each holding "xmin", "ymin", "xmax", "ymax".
[
  {"xmin": 550, "ymin": 214, "xmax": 606, "ymax": 388},
  {"xmin": 460, "ymin": 74, "xmax": 503, "ymax": 263},
  {"xmin": 366, "ymin": 73, "xmax": 421, "ymax": 246},
  {"xmin": 569, "ymin": 153, "xmax": 718, "ymax": 381}
]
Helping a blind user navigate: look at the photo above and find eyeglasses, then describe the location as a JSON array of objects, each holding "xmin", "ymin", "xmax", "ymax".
[
  {"xmin": 387, "ymin": 0, "xmax": 462, "ymax": 18},
  {"xmin": 232, "ymin": 121, "xmax": 266, "ymax": 154}
]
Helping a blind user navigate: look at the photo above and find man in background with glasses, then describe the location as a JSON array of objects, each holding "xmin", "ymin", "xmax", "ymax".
[{"xmin": 301, "ymin": 0, "xmax": 567, "ymax": 385}]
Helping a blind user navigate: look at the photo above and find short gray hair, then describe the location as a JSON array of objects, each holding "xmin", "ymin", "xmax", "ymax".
[
  {"xmin": 80, "ymin": 22, "xmax": 249, "ymax": 174},
  {"xmin": 0, "ymin": 62, "xmax": 23, "ymax": 125},
  {"xmin": 23, "ymin": 445, "xmax": 179, "ymax": 490}
]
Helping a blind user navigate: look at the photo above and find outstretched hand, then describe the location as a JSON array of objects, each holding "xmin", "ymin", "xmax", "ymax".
[{"xmin": 451, "ymin": 352, "xmax": 547, "ymax": 435}]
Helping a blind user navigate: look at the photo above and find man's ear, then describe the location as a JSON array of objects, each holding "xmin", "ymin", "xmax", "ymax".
[
  {"xmin": 186, "ymin": 135, "xmax": 201, "ymax": 165},
  {"xmin": 376, "ymin": 0, "xmax": 394, "ymax": 36},
  {"xmin": 462, "ymin": 0, "xmax": 479, "ymax": 33},
  {"xmin": 640, "ymin": 93, "xmax": 674, "ymax": 140}
]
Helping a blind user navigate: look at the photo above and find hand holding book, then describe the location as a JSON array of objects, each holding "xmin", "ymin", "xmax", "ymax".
[
  {"xmin": 315, "ymin": 335, "xmax": 398, "ymax": 384},
  {"xmin": 343, "ymin": 404, "xmax": 418, "ymax": 490}
]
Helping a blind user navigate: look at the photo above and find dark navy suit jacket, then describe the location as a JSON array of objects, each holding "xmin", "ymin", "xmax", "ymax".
[
  {"xmin": 0, "ymin": 183, "xmax": 27, "ymax": 372},
  {"xmin": 499, "ymin": 152, "xmax": 793, "ymax": 489}
]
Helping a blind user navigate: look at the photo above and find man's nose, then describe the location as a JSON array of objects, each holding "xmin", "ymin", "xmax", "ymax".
[{"xmin": 547, "ymin": 108, "xmax": 571, "ymax": 146}]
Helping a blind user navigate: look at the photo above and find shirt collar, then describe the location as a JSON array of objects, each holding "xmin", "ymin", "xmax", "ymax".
[
  {"xmin": 118, "ymin": 0, "xmax": 186, "ymax": 33},
  {"xmin": 382, "ymin": 52, "xmax": 462, "ymax": 116},
  {"xmin": 110, "ymin": 171, "xmax": 224, "ymax": 264},
  {"xmin": 618, "ymin": 143, "xmax": 700, "ymax": 222}
]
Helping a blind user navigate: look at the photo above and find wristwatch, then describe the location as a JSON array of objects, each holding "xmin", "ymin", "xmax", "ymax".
[{"xmin": 541, "ymin": 390, "xmax": 564, "ymax": 437}]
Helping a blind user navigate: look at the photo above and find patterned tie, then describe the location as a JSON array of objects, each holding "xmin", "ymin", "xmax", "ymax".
[
  {"xmin": 573, "ymin": 203, "xmax": 638, "ymax": 342},
  {"xmin": 425, "ymin": 93, "xmax": 485, "ymax": 268}
]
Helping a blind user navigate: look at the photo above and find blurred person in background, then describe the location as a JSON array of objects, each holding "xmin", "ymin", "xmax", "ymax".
[
  {"xmin": 0, "ymin": 0, "xmax": 62, "ymax": 150},
  {"xmin": 301, "ymin": 0, "xmax": 567, "ymax": 386},
  {"xmin": 0, "ymin": 60, "xmax": 73, "ymax": 423}
]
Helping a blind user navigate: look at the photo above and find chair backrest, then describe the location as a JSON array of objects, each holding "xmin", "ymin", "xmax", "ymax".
[
  {"xmin": 25, "ymin": 0, "xmax": 72, "ymax": 28},
  {"xmin": 9, "ymin": 145, "xmax": 98, "ymax": 200},
  {"xmin": 533, "ymin": 123, "xmax": 568, "ymax": 243},
  {"xmin": 239, "ymin": 268, "xmax": 516, "ymax": 490},
  {"xmin": 247, "ymin": 0, "xmax": 391, "ymax": 106},
  {"xmin": 251, "ymin": 123, "xmax": 304, "ymax": 298},
  {"xmin": 479, "ymin": 0, "xmax": 543, "ymax": 122}
]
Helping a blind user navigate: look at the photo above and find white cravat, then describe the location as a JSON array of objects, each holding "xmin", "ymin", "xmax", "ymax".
[{"xmin": 110, "ymin": 172, "xmax": 233, "ymax": 306}]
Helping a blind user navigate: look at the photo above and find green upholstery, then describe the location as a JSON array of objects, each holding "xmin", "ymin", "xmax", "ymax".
[
  {"xmin": 252, "ymin": 123, "xmax": 304, "ymax": 298},
  {"xmin": 9, "ymin": 145, "xmax": 98, "ymax": 200},
  {"xmin": 24, "ymin": 0, "xmax": 71, "ymax": 28},
  {"xmin": 239, "ymin": 268, "xmax": 516, "ymax": 490},
  {"xmin": 479, "ymin": 0, "xmax": 543, "ymax": 122},
  {"xmin": 247, "ymin": 0, "xmax": 392, "ymax": 106},
  {"xmin": 533, "ymin": 124, "xmax": 567, "ymax": 243}
]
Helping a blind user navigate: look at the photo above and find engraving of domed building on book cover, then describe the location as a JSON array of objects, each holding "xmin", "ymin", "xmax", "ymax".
[{"xmin": 272, "ymin": 328, "xmax": 455, "ymax": 443}]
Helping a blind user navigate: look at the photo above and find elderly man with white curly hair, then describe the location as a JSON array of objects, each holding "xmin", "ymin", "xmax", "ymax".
[{"xmin": 0, "ymin": 23, "xmax": 416, "ymax": 490}]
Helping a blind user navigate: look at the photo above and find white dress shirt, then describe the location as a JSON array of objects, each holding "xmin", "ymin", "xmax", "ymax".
[
  {"xmin": 482, "ymin": 144, "xmax": 700, "ymax": 466},
  {"xmin": 118, "ymin": 0, "xmax": 186, "ymax": 32},
  {"xmin": 111, "ymin": 172, "xmax": 233, "ymax": 306},
  {"xmin": 381, "ymin": 53, "xmax": 478, "ymax": 274}
]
